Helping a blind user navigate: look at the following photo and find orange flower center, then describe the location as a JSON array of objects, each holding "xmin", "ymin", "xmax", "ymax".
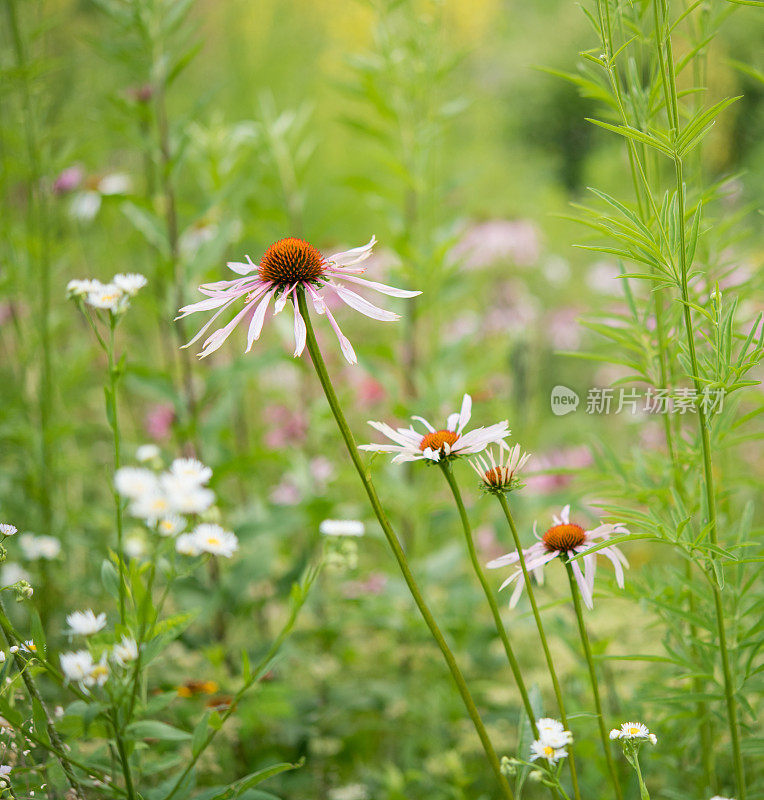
[
  {"xmin": 258, "ymin": 238, "xmax": 326, "ymax": 285},
  {"xmin": 483, "ymin": 466, "xmax": 510, "ymax": 487},
  {"xmin": 419, "ymin": 430, "xmax": 459, "ymax": 452},
  {"xmin": 542, "ymin": 523, "xmax": 586, "ymax": 552}
]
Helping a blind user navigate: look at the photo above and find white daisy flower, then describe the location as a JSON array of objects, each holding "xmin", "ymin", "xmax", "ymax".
[
  {"xmin": 115, "ymin": 467, "xmax": 159, "ymax": 499},
  {"xmin": 130, "ymin": 491, "xmax": 173, "ymax": 524},
  {"xmin": 163, "ymin": 481, "xmax": 215, "ymax": 516},
  {"xmin": 536, "ymin": 718, "xmax": 573, "ymax": 749},
  {"xmin": 60, "ymin": 650, "xmax": 95, "ymax": 683},
  {"xmin": 710, "ymin": 796, "xmax": 735, "ymax": 800},
  {"xmin": 19, "ymin": 533, "xmax": 61, "ymax": 560},
  {"xmin": 359, "ymin": 394, "xmax": 510, "ymax": 464},
  {"xmin": 157, "ymin": 516, "xmax": 185, "ymax": 537},
  {"xmin": 0, "ymin": 564, "xmax": 30, "ymax": 585},
  {"xmin": 124, "ymin": 533, "xmax": 147, "ymax": 559},
  {"xmin": 610, "ymin": 722, "xmax": 657, "ymax": 745},
  {"xmin": 136, "ymin": 444, "xmax": 160, "ymax": 462},
  {"xmin": 168, "ymin": 457, "xmax": 212, "ymax": 485},
  {"xmin": 175, "ymin": 532, "xmax": 202, "ymax": 556},
  {"xmin": 469, "ymin": 444, "xmax": 531, "ymax": 492},
  {"xmin": 0, "ymin": 652, "xmax": 5, "ymax": 663},
  {"xmin": 530, "ymin": 738, "xmax": 568, "ymax": 764},
  {"xmin": 0, "ymin": 524, "xmax": 17, "ymax": 537},
  {"xmin": 319, "ymin": 520, "xmax": 365, "ymax": 537},
  {"xmin": 86, "ymin": 282, "xmax": 128, "ymax": 313},
  {"xmin": 85, "ymin": 655, "xmax": 110, "ymax": 687},
  {"xmin": 69, "ymin": 191, "xmax": 102, "ymax": 221},
  {"xmin": 113, "ymin": 273, "xmax": 147, "ymax": 295},
  {"xmin": 487, "ymin": 504, "xmax": 630, "ymax": 609},
  {"xmin": 19, "ymin": 640, "xmax": 37, "ymax": 655},
  {"xmin": 97, "ymin": 172, "xmax": 131, "ymax": 195},
  {"xmin": 112, "ymin": 636, "xmax": 138, "ymax": 666},
  {"xmin": 66, "ymin": 609, "xmax": 107, "ymax": 636},
  {"xmin": 191, "ymin": 524, "xmax": 238, "ymax": 558}
]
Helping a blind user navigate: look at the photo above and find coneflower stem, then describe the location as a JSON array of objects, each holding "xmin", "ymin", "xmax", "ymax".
[
  {"xmin": 563, "ymin": 560, "xmax": 623, "ymax": 800},
  {"xmin": 439, "ymin": 465, "xmax": 538, "ymax": 732},
  {"xmin": 496, "ymin": 494, "xmax": 582, "ymax": 800},
  {"xmin": 296, "ymin": 288, "xmax": 513, "ymax": 800}
]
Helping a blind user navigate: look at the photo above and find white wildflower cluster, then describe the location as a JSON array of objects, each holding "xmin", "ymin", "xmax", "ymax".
[
  {"xmin": 610, "ymin": 721, "xmax": 657, "ymax": 746},
  {"xmin": 66, "ymin": 272, "xmax": 146, "ymax": 314},
  {"xmin": 529, "ymin": 718, "xmax": 573, "ymax": 765},
  {"xmin": 0, "ymin": 524, "xmax": 17, "ymax": 538},
  {"xmin": 115, "ymin": 457, "xmax": 238, "ymax": 558},
  {"xmin": 319, "ymin": 519, "xmax": 365, "ymax": 537},
  {"xmin": 0, "ymin": 764, "xmax": 10, "ymax": 789},
  {"xmin": 60, "ymin": 635, "xmax": 138, "ymax": 692},
  {"xmin": 18, "ymin": 533, "xmax": 61, "ymax": 561}
]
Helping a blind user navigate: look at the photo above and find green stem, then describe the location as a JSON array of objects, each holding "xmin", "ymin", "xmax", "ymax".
[
  {"xmin": 3, "ymin": 0, "xmax": 54, "ymax": 533},
  {"xmin": 632, "ymin": 749, "xmax": 650, "ymax": 800},
  {"xmin": 497, "ymin": 494, "xmax": 582, "ymax": 800},
  {"xmin": 563, "ymin": 561, "xmax": 623, "ymax": 800},
  {"xmin": 0, "ymin": 599, "xmax": 85, "ymax": 797},
  {"xmin": 439, "ymin": 464, "xmax": 538, "ymax": 733},
  {"xmin": 107, "ymin": 316, "xmax": 127, "ymax": 624},
  {"xmin": 296, "ymin": 288, "xmax": 513, "ymax": 800},
  {"xmin": 110, "ymin": 714, "xmax": 138, "ymax": 800},
  {"xmin": 652, "ymin": 0, "xmax": 745, "ymax": 791}
]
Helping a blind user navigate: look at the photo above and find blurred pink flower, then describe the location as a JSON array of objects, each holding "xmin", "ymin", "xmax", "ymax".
[
  {"xmin": 144, "ymin": 404, "xmax": 175, "ymax": 441},
  {"xmin": 475, "ymin": 525, "xmax": 504, "ymax": 561},
  {"xmin": 0, "ymin": 303, "xmax": 12, "ymax": 325},
  {"xmin": 545, "ymin": 307, "xmax": 581, "ymax": 350},
  {"xmin": 342, "ymin": 572, "xmax": 388, "ymax": 598},
  {"xmin": 270, "ymin": 480, "xmax": 301, "ymax": 506},
  {"xmin": 53, "ymin": 166, "xmax": 84, "ymax": 195},
  {"xmin": 450, "ymin": 219, "xmax": 541, "ymax": 270},
  {"xmin": 309, "ymin": 456, "xmax": 335, "ymax": 485},
  {"xmin": 525, "ymin": 446, "xmax": 592, "ymax": 494},
  {"xmin": 263, "ymin": 405, "xmax": 307, "ymax": 449}
]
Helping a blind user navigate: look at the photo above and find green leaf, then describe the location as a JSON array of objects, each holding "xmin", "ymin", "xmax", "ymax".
[{"xmin": 126, "ymin": 720, "xmax": 191, "ymax": 742}]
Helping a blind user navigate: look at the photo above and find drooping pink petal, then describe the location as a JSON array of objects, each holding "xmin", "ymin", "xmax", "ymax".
[
  {"xmin": 227, "ymin": 255, "xmax": 257, "ymax": 275},
  {"xmin": 571, "ymin": 558, "xmax": 594, "ymax": 609},
  {"xmin": 328, "ymin": 283, "xmax": 400, "ymax": 321},
  {"xmin": 328, "ymin": 273, "xmax": 421, "ymax": 298},
  {"xmin": 245, "ymin": 288, "xmax": 277, "ymax": 352},
  {"xmin": 366, "ymin": 421, "xmax": 422, "ymax": 448},
  {"xmin": 292, "ymin": 291, "xmax": 307, "ymax": 357},
  {"xmin": 199, "ymin": 298, "xmax": 260, "ymax": 358},
  {"xmin": 323, "ymin": 305, "xmax": 357, "ymax": 364},
  {"xmin": 181, "ymin": 296, "xmax": 242, "ymax": 349}
]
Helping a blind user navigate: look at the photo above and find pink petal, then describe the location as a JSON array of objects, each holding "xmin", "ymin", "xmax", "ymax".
[
  {"xmin": 323, "ymin": 306, "xmax": 357, "ymax": 364},
  {"xmin": 327, "ymin": 235, "xmax": 376, "ymax": 267},
  {"xmin": 292, "ymin": 295, "xmax": 307, "ymax": 357},
  {"xmin": 328, "ymin": 273, "xmax": 421, "ymax": 298},
  {"xmin": 245, "ymin": 288, "xmax": 276, "ymax": 352},
  {"xmin": 329, "ymin": 284, "xmax": 400, "ymax": 321}
]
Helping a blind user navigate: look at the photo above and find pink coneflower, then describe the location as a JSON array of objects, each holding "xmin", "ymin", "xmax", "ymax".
[
  {"xmin": 145, "ymin": 404, "xmax": 175, "ymax": 440},
  {"xmin": 487, "ymin": 504, "xmax": 629, "ymax": 608},
  {"xmin": 359, "ymin": 394, "xmax": 510, "ymax": 464},
  {"xmin": 177, "ymin": 236, "xmax": 419, "ymax": 363}
]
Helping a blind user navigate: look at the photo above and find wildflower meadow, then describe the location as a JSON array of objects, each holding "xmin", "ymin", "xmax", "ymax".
[{"xmin": 1, "ymin": 0, "xmax": 762, "ymax": 798}]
